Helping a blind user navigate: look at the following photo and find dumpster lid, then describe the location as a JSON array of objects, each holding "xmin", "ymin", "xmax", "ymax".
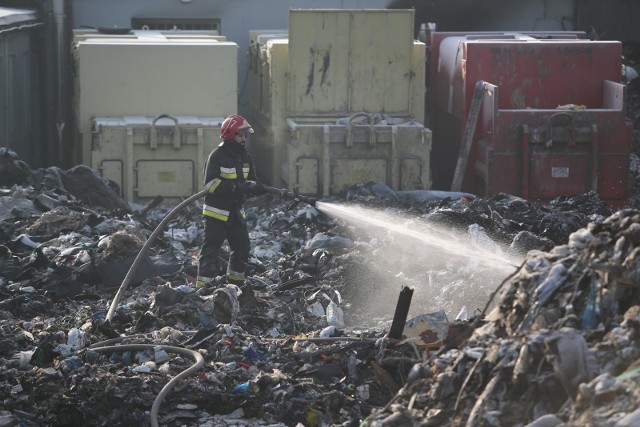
[
  {"xmin": 93, "ymin": 115, "xmax": 225, "ymax": 127},
  {"xmin": 287, "ymin": 114, "xmax": 425, "ymax": 128}
]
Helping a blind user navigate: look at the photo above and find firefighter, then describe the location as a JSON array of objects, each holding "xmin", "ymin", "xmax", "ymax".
[{"xmin": 196, "ymin": 114, "xmax": 265, "ymax": 305}]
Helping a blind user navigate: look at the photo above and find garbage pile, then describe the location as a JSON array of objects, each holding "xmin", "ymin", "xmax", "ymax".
[
  {"xmin": 0, "ymin": 148, "xmax": 639, "ymax": 426},
  {"xmin": 365, "ymin": 208, "xmax": 640, "ymax": 427}
]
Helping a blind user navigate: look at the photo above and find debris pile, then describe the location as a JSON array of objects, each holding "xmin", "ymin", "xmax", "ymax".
[
  {"xmin": 365, "ymin": 208, "xmax": 640, "ymax": 427},
  {"xmin": 0, "ymin": 147, "xmax": 639, "ymax": 426}
]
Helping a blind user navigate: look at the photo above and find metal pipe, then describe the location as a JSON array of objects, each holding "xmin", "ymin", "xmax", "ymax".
[
  {"xmin": 53, "ymin": 0, "xmax": 67, "ymax": 167},
  {"xmin": 388, "ymin": 286, "xmax": 414, "ymax": 340}
]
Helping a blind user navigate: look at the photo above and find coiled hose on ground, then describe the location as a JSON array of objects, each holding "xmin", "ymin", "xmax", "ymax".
[{"xmin": 89, "ymin": 338, "xmax": 204, "ymax": 427}]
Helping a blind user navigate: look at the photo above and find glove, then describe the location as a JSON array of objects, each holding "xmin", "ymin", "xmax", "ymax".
[
  {"xmin": 235, "ymin": 180, "xmax": 264, "ymax": 194},
  {"xmin": 252, "ymin": 182, "xmax": 266, "ymax": 195}
]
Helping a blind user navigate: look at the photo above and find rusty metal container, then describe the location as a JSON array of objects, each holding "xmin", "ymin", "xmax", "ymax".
[{"xmin": 429, "ymin": 31, "xmax": 633, "ymax": 207}]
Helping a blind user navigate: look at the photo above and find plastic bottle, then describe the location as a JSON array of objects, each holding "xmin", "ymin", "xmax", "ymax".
[
  {"xmin": 348, "ymin": 353, "xmax": 358, "ymax": 380},
  {"xmin": 326, "ymin": 301, "xmax": 344, "ymax": 328},
  {"xmin": 581, "ymin": 276, "xmax": 600, "ymax": 330}
]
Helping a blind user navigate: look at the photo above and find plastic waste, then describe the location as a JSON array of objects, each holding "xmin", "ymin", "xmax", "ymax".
[
  {"xmin": 243, "ymin": 346, "xmax": 260, "ymax": 364},
  {"xmin": 319, "ymin": 326, "xmax": 337, "ymax": 338},
  {"xmin": 296, "ymin": 205, "xmax": 319, "ymax": 220},
  {"xmin": 132, "ymin": 361, "xmax": 156, "ymax": 373},
  {"xmin": 67, "ymin": 328, "xmax": 86, "ymax": 350},
  {"xmin": 307, "ymin": 301, "xmax": 325, "ymax": 318},
  {"xmin": 59, "ymin": 358, "xmax": 82, "ymax": 375},
  {"xmin": 545, "ymin": 327, "xmax": 599, "ymax": 399},
  {"xmin": 534, "ymin": 263, "xmax": 568, "ymax": 306},
  {"xmin": 581, "ymin": 275, "xmax": 600, "ymax": 330},
  {"xmin": 455, "ymin": 306, "xmax": 468, "ymax": 321},
  {"xmin": 232, "ymin": 381, "xmax": 258, "ymax": 394},
  {"xmin": 326, "ymin": 301, "xmax": 345, "ymax": 328},
  {"xmin": 304, "ymin": 233, "xmax": 353, "ymax": 251},
  {"xmin": 468, "ymin": 223, "xmax": 502, "ymax": 255},
  {"xmin": 0, "ymin": 411, "xmax": 19, "ymax": 425},
  {"xmin": 356, "ymin": 384, "xmax": 370, "ymax": 400},
  {"xmin": 17, "ymin": 234, "xmax": 40, "ymax": 249},
  {"xmin": 15, "ymin": 350, "xmax": 34, "ymax": 368},
  {"xmin": 370, "ymin": 182, "xmax": 398, "ymax": 200},
  {"xmin": 403, "ymin": 310, "xmax": 450, "ymax": 346},
  {"xmin": 348, "ymin": 353, "xmax": 358, "ymax": 380},
  {"xmin": 154, "ymin": 346, "xmax": 170, "ymax": 363},
  {"xmin": 135, "ymin": 352, "xmax": 153, "ymax": 364}
]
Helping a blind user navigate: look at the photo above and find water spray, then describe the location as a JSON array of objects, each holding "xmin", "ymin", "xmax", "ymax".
[
  {"xmin": 316, "ymin": 202, "xmax": 521, "ymax": 272},
  {"xmin": 312, "ymin": 201, "xmax": 523, "ymax": 323}
]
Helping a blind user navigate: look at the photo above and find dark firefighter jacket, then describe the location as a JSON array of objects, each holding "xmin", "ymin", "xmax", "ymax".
[{"xmin": 202, "ymin": 139, "xmax": 257, "ymax": 222}]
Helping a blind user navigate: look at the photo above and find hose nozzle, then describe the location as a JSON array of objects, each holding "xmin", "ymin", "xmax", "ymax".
[
  {"xmin": 295, "ymin": 194, "xmax": 318, "ymax": 207},
  {"xmin": 263, "ymin": 185, "xmax": 318, "ymax": 208}
]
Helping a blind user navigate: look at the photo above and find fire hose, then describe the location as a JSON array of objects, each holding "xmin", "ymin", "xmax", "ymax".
[{"xmin": 89, "ymin": 340, "xmax": 204, "ymax": 427}]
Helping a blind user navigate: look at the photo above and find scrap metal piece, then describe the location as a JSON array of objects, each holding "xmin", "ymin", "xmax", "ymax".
[{"xmin": 388, "ymin": 286, "xmax": 414, "ymax": 340}]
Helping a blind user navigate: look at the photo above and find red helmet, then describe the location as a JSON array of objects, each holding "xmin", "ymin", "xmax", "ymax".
[{"xmin": 220, "ymin": 114, "xmax": 254, "ymax": 139}]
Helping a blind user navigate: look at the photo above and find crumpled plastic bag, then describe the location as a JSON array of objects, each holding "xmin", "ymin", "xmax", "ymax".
[{"xmin": 545, "ymin": 327, "xmax": 599, "ymax": 399}]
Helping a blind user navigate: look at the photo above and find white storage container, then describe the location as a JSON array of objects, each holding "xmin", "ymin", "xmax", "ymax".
[
  {"xmin": 73, "ymin": 30, "xmax": 238, "ymax": 166},
  {"xmin": 246, "ymin": 10, "xmax": 431, "ymax": 195},
  {"xmin": 92, "ymin": 115, "xmax": 223, "ymax": 204}
]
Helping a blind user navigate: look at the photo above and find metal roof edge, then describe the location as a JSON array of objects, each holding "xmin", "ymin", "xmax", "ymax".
[{"xmin": 0, "ymin": 8, "xmax": 38, "ymax": 28}]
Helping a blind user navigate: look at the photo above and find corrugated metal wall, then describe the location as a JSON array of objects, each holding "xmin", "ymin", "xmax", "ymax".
[{"xmin": 0, "ymin": 9, "xmax": 43, "ymax": 167}]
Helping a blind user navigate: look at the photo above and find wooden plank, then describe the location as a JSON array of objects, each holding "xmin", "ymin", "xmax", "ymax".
[{"xmin": 451, "ymin": 80, "xmax": 485, "ymax": 192}]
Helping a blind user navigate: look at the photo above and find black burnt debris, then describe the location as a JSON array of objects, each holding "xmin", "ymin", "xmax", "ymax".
[{"xmin": 1, "ymin": 147, "xmax": 640, "ymax": 427}]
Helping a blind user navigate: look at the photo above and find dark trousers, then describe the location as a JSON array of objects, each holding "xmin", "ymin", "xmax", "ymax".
[{"xmin": 197, "ymin": 212, "xmax": 250, "ymax": 283}]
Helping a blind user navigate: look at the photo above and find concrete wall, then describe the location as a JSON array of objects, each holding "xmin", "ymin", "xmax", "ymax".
[
  {"xmin": 389, "ymin": 0, "xmax": 576, "ymax": 33},
  {"xmin": 469, "ymin": 0, "xmax": 575, "ymax": 31},
  {"xmin": 0, "ymin": 9, "xmax": 43, "ymax": 167},
  {"xmin": 70, "ymin": 0, "xmax": 390, "ymax": 116},
  {"xmin": 577, "ymin": 0, "xmax": 640, "ymax": 42}
]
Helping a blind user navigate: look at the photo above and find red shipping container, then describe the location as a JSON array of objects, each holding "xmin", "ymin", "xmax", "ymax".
[{"xmin": 429, "ymin": 32, "xmax": 632, "ymax": 207}]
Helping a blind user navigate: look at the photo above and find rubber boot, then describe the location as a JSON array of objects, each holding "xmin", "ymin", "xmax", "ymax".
[{"xmin": 195, "ymin": 275, "xmax": 219, "ymax": 296}]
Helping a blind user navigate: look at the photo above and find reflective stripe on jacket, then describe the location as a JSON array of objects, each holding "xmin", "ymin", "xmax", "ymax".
[
  {"xmin": 202, "ymin": 204, "xmax": 230, "ymax": 221},
  {"xmin": 202, "ymin": 140, "xmax": 257, "ymax": 221}
]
